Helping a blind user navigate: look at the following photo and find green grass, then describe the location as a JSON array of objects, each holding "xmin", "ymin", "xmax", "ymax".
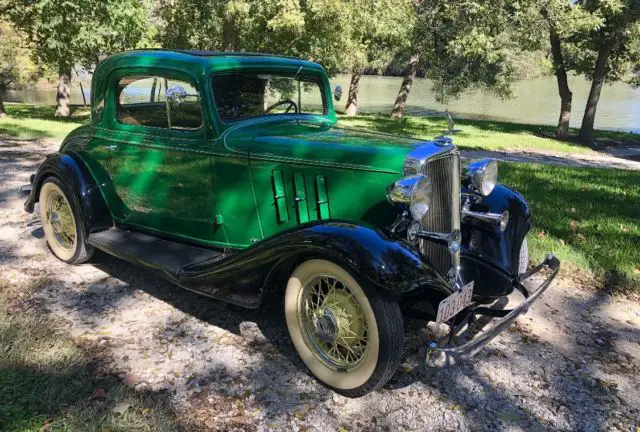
[
  {"xmin": 338, "ymin": 114, "xmax": 639, "ymax": 154},
  {"xmin": 0, "ymin": 103, "xmax": 89, "ymax": 140},
  {"xmin": 0, "ymin": 278, "xmax": 178, "ymax": 431},
  {"xmin": 501, "ymin": 162, "xmax": 640, "ymax": 293}
]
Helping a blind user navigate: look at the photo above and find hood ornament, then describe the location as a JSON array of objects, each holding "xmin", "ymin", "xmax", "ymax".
[{"xmin": 434, "ymin": 110, "xmax": 459, "ymax": 146}]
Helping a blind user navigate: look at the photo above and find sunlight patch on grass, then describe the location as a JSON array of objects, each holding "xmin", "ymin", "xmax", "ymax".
[
  {"xmin": 0, "ymin": 103, "xmax": 88, "ymax": 140},
  {"xmin": 339, "ymin": 114, "xmax": 638, "ymax": 154},
  {"xmin": 500, "ymin": 162, "xmax": 639, "ymax": 293}
]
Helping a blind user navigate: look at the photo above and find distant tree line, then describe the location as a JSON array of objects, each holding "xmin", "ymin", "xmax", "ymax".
[{"xmin": 0, "ymin": 0, "xmax": 638, "ymax": 142}]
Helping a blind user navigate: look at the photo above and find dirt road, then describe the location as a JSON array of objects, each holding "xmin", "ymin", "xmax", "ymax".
[{"xmin": 1, "ymin": 137, "xmax": 639, "ymax": 431}]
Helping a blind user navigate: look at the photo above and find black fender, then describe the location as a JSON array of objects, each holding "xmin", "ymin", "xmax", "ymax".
[
  {"xmin": 460, "ymin": 183, "xmax": 531, "ymax": 298},
  {"xmin": 24, "ymin": 152, "xmax": 113, "ymax": 235},
  {"xmin": 177, "ymin": 221, "xmax": 453, "ymax": 308}
]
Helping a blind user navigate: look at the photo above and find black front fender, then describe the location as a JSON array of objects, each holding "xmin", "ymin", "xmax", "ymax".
[
  {"xmin": 178, "ymin": 222, "xmax": 453, "ymax": 307},
  {"xmin": 24, "ymin": 152, "xmax": 112, "ymax": 235},
  {"xmin": 460, "ymin": 183, "xmax": 531, "ymax": 298}
]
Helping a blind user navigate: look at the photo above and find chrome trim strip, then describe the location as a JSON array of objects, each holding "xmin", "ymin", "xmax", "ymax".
[{"xmin": 403, "ymin": 144, "xmax": 455, "ymax": 176}]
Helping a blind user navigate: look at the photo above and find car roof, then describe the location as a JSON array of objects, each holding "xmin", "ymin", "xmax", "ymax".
[{"xmin": 98, "ymin": 49, "xmax": 324, "ymax": 73}]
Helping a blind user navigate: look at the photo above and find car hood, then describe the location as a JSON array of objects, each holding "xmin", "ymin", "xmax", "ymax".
[{"xmin": 222, "ymin": 118, "xmax": 443, "ymax": 174}]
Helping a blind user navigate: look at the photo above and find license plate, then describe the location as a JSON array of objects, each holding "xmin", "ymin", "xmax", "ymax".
[{"xmin": 436, "ymin": 281, "xmax": 474, "ymax": 323}]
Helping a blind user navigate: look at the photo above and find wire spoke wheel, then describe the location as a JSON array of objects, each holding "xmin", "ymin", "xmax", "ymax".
[
  {"xmin": 285, "ymin": 259, "xmax": 404, "ymax": 395},
  {"xmin": 45, "ymin": 189, "xmax": 76, "ymax": 251},
  {"xmin": 299, "ymin": 275, "xmax": 369, "ymax": 370}
]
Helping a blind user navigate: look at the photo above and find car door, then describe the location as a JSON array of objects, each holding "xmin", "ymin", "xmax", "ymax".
[{"xmin": 101, "ymin": 69, "xmax": 227, "ymax": 244}]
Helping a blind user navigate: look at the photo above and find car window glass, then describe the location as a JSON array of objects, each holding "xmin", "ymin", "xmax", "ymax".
[
  {"xmin": 212, "ymin": 73, "xmax": 325, "ymax": 123},
  {"xmin": 116, "ymin": 75, "xmax": 202, "ymax": 130}
]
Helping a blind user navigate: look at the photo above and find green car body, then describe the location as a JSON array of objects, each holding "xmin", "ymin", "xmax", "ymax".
[
  {"xmin": 24, "ymin": 50, "xmax": 560, "ymax": 397},
  {"xmin": 70, "ymin": 50, "xmax": 429, "ymax": 249}
]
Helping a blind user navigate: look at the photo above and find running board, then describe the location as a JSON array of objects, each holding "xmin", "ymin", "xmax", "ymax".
[{"xmin": 88, "ymin": 227, "xmax": 225, "ymax": 279}]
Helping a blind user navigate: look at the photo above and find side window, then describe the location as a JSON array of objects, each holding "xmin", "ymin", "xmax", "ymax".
[{"xmin": 116, "ymin": 75, "xmax": 202, "ymax": 130}]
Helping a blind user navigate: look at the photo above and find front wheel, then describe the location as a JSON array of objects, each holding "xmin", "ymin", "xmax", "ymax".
[{"xmin": 284, "ymin": 259, "xmax": 404, "ymax": 397}]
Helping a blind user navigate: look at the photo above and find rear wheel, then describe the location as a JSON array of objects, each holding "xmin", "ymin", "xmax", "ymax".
[
  {"xmin": 39, "ymin": 178, "xmax": 93, "ymax": 264},
  {"xmin": 284, "ymin": 259, "xmax": 404, "ymax": 397}
]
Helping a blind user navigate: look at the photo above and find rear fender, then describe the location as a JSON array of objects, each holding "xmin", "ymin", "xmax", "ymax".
[{"xmin": 25, "ymin": 152, "xmax": 112, "ymax": 235}]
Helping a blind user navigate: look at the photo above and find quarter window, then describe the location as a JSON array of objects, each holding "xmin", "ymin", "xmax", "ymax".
[{"xmin": 116, "ymin": 75, "xmax": 202, "ymax": 130}]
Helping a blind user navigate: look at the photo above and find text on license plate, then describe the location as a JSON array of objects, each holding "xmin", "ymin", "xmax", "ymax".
[{"xmin": 436, "ymin": 281, "xmax": 474, "ymax": 323}]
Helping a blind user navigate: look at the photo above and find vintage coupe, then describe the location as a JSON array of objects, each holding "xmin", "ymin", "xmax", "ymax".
[{"xmin": 23, "ymin": 50, "xmax": 559, "ymax": 397}]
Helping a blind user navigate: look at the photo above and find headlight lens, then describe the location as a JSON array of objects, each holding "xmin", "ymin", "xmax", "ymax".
[
  {"xmin": 387, "ymin": 175, "xmax": 433, "ymax": 222},
  {"xmin": 464, "ymin": 159, "xmax": 498, "ymax": 196},
  {"xmin": 410, "ymin": 175, "xmax": 432, "ymax": 221}
]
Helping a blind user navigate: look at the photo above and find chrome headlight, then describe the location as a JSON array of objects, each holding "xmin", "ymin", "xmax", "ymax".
[
  {"xmin": 463, "ymin": 159, "xmax": 498, "ymax": 196},
  {"xmin": 387, "ymin": 175, "xmax": 433, "ymax": 222}
]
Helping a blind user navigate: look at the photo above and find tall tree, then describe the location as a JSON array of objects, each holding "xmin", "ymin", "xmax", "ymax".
[
  {"xmin": 9, "ymin": 0, "xmax": 150, "ymax": 117},
  {"xmin": 342, "ymin": 0, "xmax": 412, "ymax": 116},
  {"xmin": 390, "ymin": 53, "xmax": 419, "ymax": 119},
  {"xmin": 577, "ymin": 0, "xmax": 640, "ymax": 142},
  {"xmin": 390, "ymin": 0, "xmax": 537, "ymax": 120}
]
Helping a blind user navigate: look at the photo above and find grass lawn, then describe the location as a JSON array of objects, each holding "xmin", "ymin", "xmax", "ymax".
[
  {"xmin": 0, "ymin": 279, "xmax": 177, "ymax": 431},
  {"xmin": 502, "ymin": 162, "xmax": 639, "ymax": 293},
  {"xmin": 0, "ymin": 103, "xmax": 89, "ymax": 140},
  {"xmin": 338, "ymin": 114, "xmax": 639, "ymax": 154}
]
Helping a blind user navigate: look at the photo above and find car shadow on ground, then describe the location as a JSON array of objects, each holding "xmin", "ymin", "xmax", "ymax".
[{"xmin": 77, "ymin": 251, "xmax": 558, "ymax": 429}]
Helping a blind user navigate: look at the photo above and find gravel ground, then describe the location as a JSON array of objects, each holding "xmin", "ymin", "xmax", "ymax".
[{"xmin": 1, "ymin": 137, "xmax": 639, "ymax": 431}]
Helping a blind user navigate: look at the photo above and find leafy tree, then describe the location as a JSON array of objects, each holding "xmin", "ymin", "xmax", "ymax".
[
  {"xmin": 390, "ymin": 0, "xmax": 535, "ymax": 119},
  {"xmin": 7, "ymin": 0, "xmax": 151, "ymax": 117},
  {"xmin": 575, "ymin": 0, "xmax": 640, "ymax": 142},
  {"xmin": 341, "ymin": 0, "xmax": 413, "ymax": 116},
  {"xmin": 155, "ymin": 0, "xmax": 410, "ymax": 112},
  {"xmin": 0, "ymin": 21, "xmax": 40, "ymax": 117}
]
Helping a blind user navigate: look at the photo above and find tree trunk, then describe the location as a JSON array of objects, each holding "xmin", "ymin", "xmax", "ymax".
[
  {"xmin": 222, "ymin": 13, "xmax": 236, "ymax": 51},
  {"xmin": 548, "ymin": 28, "xmax": 572, "ymax": 139},
  {"xmin": 55, "ymin": 64, "xmax": 72, "ymax": 117},
  {"xmin": 391, "ymin": 53, "xmax": 420, "ymax": 119},
  {"xmin": 0, "ymin": 96, "xmax": 7, "ymax": 118},
  {"xmin": 345, "ymin": 72, "xmax": 360, "ymax": 117},
  {"xmin": 579, "ymin": 39, "xmax": 616, "ymax": 143}
]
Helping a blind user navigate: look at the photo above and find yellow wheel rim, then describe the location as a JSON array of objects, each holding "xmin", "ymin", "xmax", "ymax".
[
  {"xmin": 299, "ymin": 275, "xmax": 369, "ymax": 370},
  {"xmin": 44, "ymin": 189, "xmax": 76, "ymax": 252}
]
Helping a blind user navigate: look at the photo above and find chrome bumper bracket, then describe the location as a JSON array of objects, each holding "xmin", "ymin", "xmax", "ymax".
[{"xmin": 426, "ymin": 254, "xmax": 560, "ymax": 368}]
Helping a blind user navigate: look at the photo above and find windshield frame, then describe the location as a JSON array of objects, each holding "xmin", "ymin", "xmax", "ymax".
[{"xmin": 209, "ymin": 67, "xmax": 333, "ymax": 126}]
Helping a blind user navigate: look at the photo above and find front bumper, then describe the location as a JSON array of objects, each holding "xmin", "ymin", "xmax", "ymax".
[{"xmin": 426, "ymin": 253, "xmax": 560, "ymax": 367}]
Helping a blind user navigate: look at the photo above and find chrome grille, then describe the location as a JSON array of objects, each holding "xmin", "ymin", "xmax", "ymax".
[{"xmin": 419, "ymin": 151, "xmax": 461, "ymax": 276}]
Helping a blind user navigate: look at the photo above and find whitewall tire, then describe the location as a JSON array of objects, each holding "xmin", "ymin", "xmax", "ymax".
[{"xmin": 284, "ymin": 259, "xmax": 404, "ymax": 397}]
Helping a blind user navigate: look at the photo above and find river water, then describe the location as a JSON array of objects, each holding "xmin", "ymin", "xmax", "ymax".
[{"xmin": 2, "ymin": 74, "xmax": 638, "ymax": 133}]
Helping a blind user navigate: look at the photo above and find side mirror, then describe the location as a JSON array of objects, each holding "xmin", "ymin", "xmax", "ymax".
[
  {"xmin": 333, "ymin": 84, "xmax": 343, "ymax": 102},
  {"xmin": 166, "ymin": 85, "xmax": 187, "ymax": 107}
]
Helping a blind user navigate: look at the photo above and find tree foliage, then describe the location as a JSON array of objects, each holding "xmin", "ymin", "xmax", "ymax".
[{"xmin": 0, "ymin": 20, "xmax": 39, "ymax": 90}]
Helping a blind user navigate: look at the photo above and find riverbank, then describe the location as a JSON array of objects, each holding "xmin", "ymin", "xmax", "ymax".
[{"xmin": 1, "ymin": 103, "xmax": 638, "ymax": 153}]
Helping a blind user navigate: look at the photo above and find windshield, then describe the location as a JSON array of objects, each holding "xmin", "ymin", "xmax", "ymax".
[{"xmin": 212, "ymin": 72, "xmax": 326, "ymax": 123}]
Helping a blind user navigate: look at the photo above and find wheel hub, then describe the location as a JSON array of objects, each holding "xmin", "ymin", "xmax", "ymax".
[{"xmin": 312, "ymin": 307, "xmax": 338, "ymax": 343}]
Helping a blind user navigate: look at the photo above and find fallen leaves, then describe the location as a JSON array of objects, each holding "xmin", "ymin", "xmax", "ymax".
[
  {"xmin": 89, "ymin": 388, "xmax": 106, "ymax": 400},
  {"xmin": 112, "ymin": 402, "xmax": 132, "ymax": 415},
  {"xmin": 123, "ymin": 374, "xmax": 142, "ymax": 388},
  {"xmin": 569, "ymin": 220, "xmax": 578, "ymax": 232}
]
